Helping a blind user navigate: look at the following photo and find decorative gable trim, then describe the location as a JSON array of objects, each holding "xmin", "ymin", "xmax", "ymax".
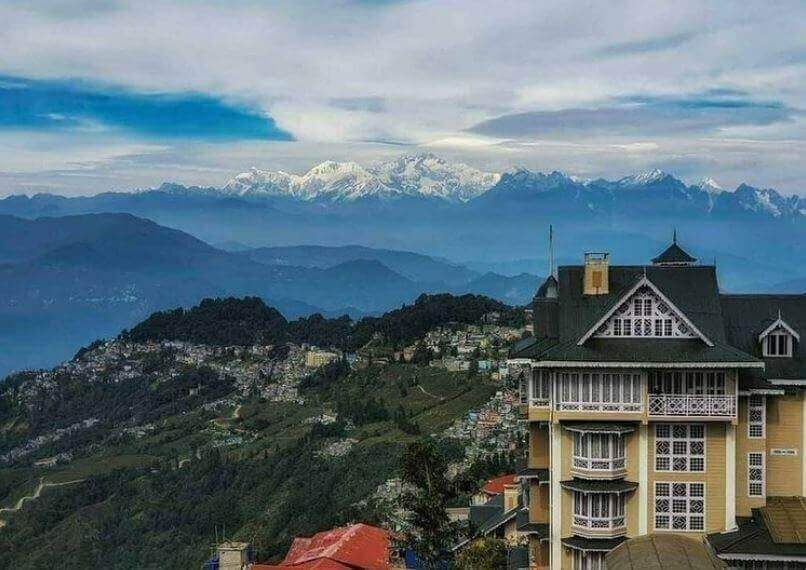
[
  {"xmin": 577, "ymin": 276, "xmax": 714, "ymax": 347},
  {"xmin": 758, "ymin": 315, "xmax": 800, "ymax": 343}
]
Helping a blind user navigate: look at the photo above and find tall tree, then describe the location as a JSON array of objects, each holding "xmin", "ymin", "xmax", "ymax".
[
  {"xmin": 455, "ymin": 538, "xmax": 508, "ymax": 570},
  {"xmin": 399, "ymin": 438, "xmax": 459, "ymax": 568}
]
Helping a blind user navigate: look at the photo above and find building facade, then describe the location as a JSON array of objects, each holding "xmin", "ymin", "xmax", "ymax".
[{"xmin": 510, "ymin": 239, "xmax": 806, "ymax": 569}]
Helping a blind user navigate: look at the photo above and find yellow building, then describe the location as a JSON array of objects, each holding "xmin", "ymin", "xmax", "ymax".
[
  {"xmin": 509, "ymin": 238, "xmax": 806, "ymax": 569},
  {"xmin": 305, "ymin": 349, "xmax": 339, "ymax": 368}
]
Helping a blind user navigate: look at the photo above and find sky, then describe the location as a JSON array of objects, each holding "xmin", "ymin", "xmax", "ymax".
[{"xmin": 0, "ymin": 0, "xmax": 804, "ymax": 196}]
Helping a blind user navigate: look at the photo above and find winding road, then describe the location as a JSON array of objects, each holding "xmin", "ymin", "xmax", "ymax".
[{"xmin": 0, "ymin": 478, "xmax": 84, "ymax": 529}]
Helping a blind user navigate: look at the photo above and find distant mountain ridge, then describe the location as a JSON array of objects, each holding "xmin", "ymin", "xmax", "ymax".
[
  {"xmin": 0, "ymin": 214, "xmax": 539, "ymax": 376},
  {"xmin": 475, "ymin": 167, "xmax": 804, "ymax": 219},
  {"xmin": 0, "ymin": 153, "xmax": 803, "ymax": 301},
  {"xmin": 156, "ymin": 155, "xmax": 805, "ymax": 218},
  {"xmin": 1, "ymin": 154, "xmax": 802, "ymax": 218}
]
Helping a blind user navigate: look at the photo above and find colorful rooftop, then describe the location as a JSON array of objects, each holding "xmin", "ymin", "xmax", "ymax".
[
  {"xmin": 481, "ymin": 473, "xmax": 516, "ymax": 496},
  {"xmin": 253, "ymin": 523, "xmax": 390, "ymax": 570}
]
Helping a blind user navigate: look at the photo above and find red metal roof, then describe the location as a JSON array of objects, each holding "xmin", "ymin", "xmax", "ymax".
[
  {"xmin": 482, "ymin": 474, "xmax": 516, "ymax": 496},
  {"xmin": 253, "ymin": 523, "xmax": 390, "ymax": 570}
]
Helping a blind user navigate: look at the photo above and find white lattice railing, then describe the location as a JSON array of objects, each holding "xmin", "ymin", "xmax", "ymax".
[
  {"xmin": 648, "ymin": 394, "xmax": 736, "ymax": 417},
  {"xmin": 530, "ymin": 397, "xmax": 550, "ymax": 407},
  {"xmin": 556, "ymin": 401, "xmax": 643, "ymax": 413},
  {"xmin": 572, "ymin": 515, "xmax": 626, "ymax": 534},
  {"xmin": 572, "ymin": 456, "xmax": 626, "ymax": 472}
]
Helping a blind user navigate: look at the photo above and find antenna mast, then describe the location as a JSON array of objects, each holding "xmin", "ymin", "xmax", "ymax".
[{"xmin": 548, "ymin": 224, "xmax": 555, "ymax": 278}]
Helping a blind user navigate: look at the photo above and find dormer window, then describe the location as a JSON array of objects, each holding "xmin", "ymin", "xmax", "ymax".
[
  {"xmin": 763, "ymin": 331, "xmax": 792, "ymax": 357},
  {"xmin": 758, "ymin": 314, "xmax": 799, "ymax": 359}
]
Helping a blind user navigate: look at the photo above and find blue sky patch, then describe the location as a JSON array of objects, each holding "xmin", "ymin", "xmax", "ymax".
[{"xmin": 0, "ymin": 75, "xmax": 293, "ymax": 141}]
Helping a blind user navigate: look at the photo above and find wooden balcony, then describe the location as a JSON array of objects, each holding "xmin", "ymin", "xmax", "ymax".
[
  {"xmin": 647, "ymin": 394, "xmax": 736, "ymax": 420},
  {"xmin": 571, "ymin": 456, "xmax": 627, "ymax": 480},
  {"xmin": 571, "ymin": 514, "xmax": 627, "ymax": 538}
]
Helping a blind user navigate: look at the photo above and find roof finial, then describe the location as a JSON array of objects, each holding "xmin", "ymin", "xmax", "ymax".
[
  {"xmin": 778, "ymin": 308, "xmax": 782, "ymax": 320},
  {"xmin": 673, "ymin": 228, "xmax": 677, "ymax": 245}
]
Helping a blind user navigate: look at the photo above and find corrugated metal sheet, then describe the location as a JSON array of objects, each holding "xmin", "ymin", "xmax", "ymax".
[{"xmin": 761, "ymin": 497, "xmax": 806, "ymax": 544}]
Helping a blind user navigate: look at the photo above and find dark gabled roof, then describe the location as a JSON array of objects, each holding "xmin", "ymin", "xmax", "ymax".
[
  {"xmin": 516, "ymin": 467, "xmax": 549, "ymax": 483},
  {"xmin": 476, "ymin": 505, "xmax": 519, "ymax": 536},
  {"xmin": 537, "ymin": 338, "xmax": 761, "ymax": 365},
  {"xmin": 507, "ymin": 546, "xmax": 529, "ymax": 570},
  {"xmin": 509, "ymin": 336, "xmax": 558, "ymax": 359},
  {"xmin": 652, "ymin": 242, "xmax": 697, "ymax": 265},
  {"xmin": 561, "ymin": 536, "xmax": 626, "ymax": 551},
  {"xmin": 563, "ymin": 422, "xmax": 636, "ymax": 434},
  {"xmin": 560, "ymin": 479, "xmax": 638, "ymax": 493},
  {"xmin": 515, "ymin": 510, "xmax": 549, "ymax": 536},
  {"xmin": 470, "ymin": 492, "xmax": 525, "ymax": 537},
  {"xmin": 607, "ymin": 534, "xmax": 725, "ymax": 569},
  {"xmin": 722, "ymin": 294, "xmax": 806, "ymax": 380},
  {"xmin": 556, "ymin": 265, "xmax": 727, "ymax": 345},
  {"xmin": 707, "ymin": 499, "xmax": 806, "ymax": 561},
  {"xmin": 468, "ymin": 494, "xmax": 504, "ymax": 528},
  {"xmin": 737, "ymin": 369, "xmax": 786, "ymax": 394}
]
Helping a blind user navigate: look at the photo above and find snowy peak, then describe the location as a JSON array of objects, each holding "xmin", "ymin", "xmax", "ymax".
[
  {"xmin": 732, "ymin": 183, "xmax": 803, "ymax": 218},
  {"xmin": 210, "ymin": 158, "xmax": 804, "ymax": 219},
  {"xmin": 697, "ymin": 177, "xmax": 724, "ymax": 194},
  {"xmin": 223, "ymin": 153, "xmax": 500, "ymax": 203},
  {"xmin": 617, "ymin": 169, "xmax": 672, "ymax": 188},
  {"xmin": 373, "ymin": 153, "xmax": 500, "ymax": 202}
]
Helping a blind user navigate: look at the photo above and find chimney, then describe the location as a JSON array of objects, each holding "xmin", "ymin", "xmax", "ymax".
[
  {"xmin": 503, "ymin": 484, "xmax": 519, "ymax": 511},
  {"xmin": 583, "ymin": 252, "xmax": 609, "ymax": 295}
]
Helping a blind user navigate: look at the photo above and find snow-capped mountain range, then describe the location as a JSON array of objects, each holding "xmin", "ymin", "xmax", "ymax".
[
  {"xmin": 212, "ymin": 153, "xmax": 803, "ymax": 218},
  {"xmin": 223, "ymin": 153, "xmax": 500, "ymax": 203}
]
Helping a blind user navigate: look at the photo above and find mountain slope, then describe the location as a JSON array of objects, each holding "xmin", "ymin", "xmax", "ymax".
[
  {"xmin": 0, "ymin": 294, "xmax": 524, "ymax": 566},
  {"xmin": 0, "ymin": 215, "xmax": 537, "ymax": 375},
  {"xmin": 238, "ymin": 245, "xmax": 477, "ymax": 285}
]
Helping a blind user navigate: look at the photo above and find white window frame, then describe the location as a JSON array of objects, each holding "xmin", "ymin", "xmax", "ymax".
[
  {"xmin": 572, "ymin": 491, "xmax": 626, "ymax": 532},
  {"xmin": 763, "ymin": 331, "xmax": 793, "ymax": 358},
  {"xmin": 530, "ymin": 369, "xmax": 551, "ymax": 406},
  {"xmin": 555, "ymin": 371, "xmax": 643, "ymax": 412},
  {"xmin": 518, "ymin": 371, "xmax": 529, "ymax": 404},
  {"xmin": 748, "ymin": 452, "xmax": 765, "ymax": 498},
  {"xmin": 595, "ymin": 287, "xmax": 697, "ymax": 339},
  {"xmin": 573, "ymin": 432, "xmax": 627, "ymax": 472},
  {"xmin": 573, "ymin": 550, "xmax": 604, "ymax": 570},
  {"xmin": 748, "ymin": 396, "xmax": 766, "ymax": 439},
  {"xmin": 654, "ymin": 481, "xmax": 705, "ymax": 532},
  {"xmin": 655, "ymin": 423, "xmax": 706, "ymax": 472}
]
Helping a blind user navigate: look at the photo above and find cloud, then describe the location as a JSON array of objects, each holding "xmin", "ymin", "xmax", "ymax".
[
  {"xmin": 469, "ymin": 93, "xmax": 796, "ymax": 138},
  {"xmin": 0, "ymin": 1, "xmax": 802, "ymax": 194},
  {"xmin": 597, "ymin": 32, "xmax": 698, "ymax": 57},
  {"xmin": 0, "ymin": 75, "xmax": 292, "ymax": 141}
]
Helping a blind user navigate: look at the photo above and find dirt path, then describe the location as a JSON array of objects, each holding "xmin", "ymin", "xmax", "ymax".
[
  {"xmin": 417, "ymin": 385, "xmax": 444, "ymax": 400},
  {"xmin": 0, "ymin": 478, "xmax": 84, "ymax": 529},
  {"xmin": 212, "ymin": 403, "xmax": 243, "ymax": 428}
]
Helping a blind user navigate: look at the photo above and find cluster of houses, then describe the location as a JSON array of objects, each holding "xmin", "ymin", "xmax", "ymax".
[
  {"xmin": 443, "ymin": 389, "xmax": 524, "ymax": 465},
  {"xmin": 424, "ymin": 322, "xmax": 528, "ymax": 378},
  {"xmin": 205, "ymin": 471, "xmax": 534, "ymax": 570}
]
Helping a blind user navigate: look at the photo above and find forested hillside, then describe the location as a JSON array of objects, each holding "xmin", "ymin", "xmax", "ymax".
[
  {"xmin": 0, "ymin": 294, "xmax": 526, "ymax": 568},
  {"xmin": 124, "ymin": 293, "xmax": 526, "ymax": 350}
]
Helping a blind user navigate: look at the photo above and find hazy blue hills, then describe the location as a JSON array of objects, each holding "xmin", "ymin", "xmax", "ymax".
[
  {"xmin": 0, "ymin": 214, "xmax": 538, "ymax": 376},
  {"xmin": 237, "ymin": 245, "xmax": 477, "ymax": 284},
  {"xmin": 1, "ymin": 157, "xmax": 803, "ymax": 296},
  {"xmin": 0, "ymin": 155, "xmax": 804, "ymax": 372}
]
